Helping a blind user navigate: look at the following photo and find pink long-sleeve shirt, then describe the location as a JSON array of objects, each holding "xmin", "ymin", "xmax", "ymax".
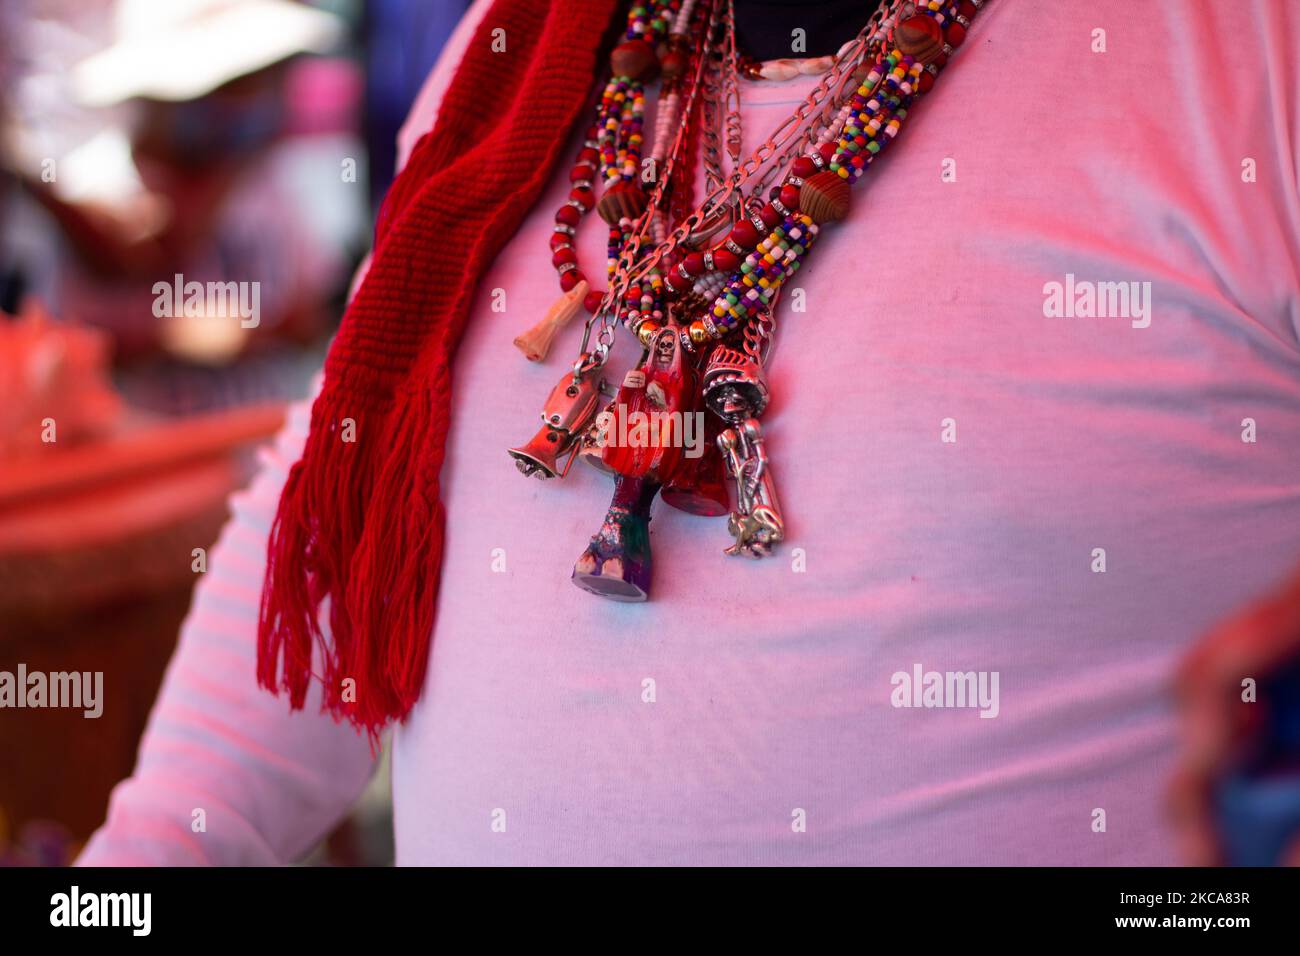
[{"xmin": 81, "ymin": 0, "xmax": 1300, "ymax": 865}]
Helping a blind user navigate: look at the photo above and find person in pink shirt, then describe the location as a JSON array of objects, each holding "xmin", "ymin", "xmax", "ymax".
[{"xmin": 80, "ymin": 0, "xmax": 1300, "ymax": 866}]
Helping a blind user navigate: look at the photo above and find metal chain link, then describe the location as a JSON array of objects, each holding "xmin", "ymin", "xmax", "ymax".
[{"xmin": 580, "ymin": 0, "xmax": 904, "ymax": 367}]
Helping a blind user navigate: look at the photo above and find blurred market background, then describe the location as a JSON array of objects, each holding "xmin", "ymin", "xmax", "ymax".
[{"xmin": 0, "ymin": 0, "xmax": 471, "ymax": 866}]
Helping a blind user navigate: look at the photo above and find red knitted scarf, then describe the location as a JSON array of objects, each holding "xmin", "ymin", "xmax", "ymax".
[{"xmin": 257, "ymin": 0, "xmax": 620, "ymax": 738}]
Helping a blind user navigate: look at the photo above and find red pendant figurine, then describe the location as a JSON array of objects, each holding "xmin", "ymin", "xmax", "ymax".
[{"xmin": 572, "ymin": 326, "xmax": 695, "ymax": 600}]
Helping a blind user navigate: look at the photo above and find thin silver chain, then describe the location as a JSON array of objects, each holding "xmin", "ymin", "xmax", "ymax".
[{"xmin": 579, "ymin": 0, "xmax": 904, "ymax": 369}]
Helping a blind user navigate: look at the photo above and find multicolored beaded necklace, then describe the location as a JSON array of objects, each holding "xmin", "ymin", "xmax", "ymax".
[{"xmin": 509, "ymin": 0, "xmax": 988, "ymax": 601}]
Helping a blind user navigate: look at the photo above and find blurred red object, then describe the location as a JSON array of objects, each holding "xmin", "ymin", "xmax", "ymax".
[
  {"xmin": 0, "ymin": 305, "xmax": 286, "ymax": 843},
  {"xmin": 0, "ymin": 298, "xmax": 122, "ymax": 458}
]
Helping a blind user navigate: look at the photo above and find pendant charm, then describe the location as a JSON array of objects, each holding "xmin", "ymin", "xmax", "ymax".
[
  {"xmin": 513, "ymin": 279, "xmax": 589, "ymax": 363},
  {"xmin": 572, "ymin": 476, "xmax": 657, "ymax": 601},
  {"xmin": 572, "ymin": 325, "xmax": 694, "ymax": 600},
  {"xmin": 718, "ymin": 418, "xmax": 784, "ymax": 557},
  {"xmin": 661, "ymin": 412, "xmax": 730, "ymax": 516},
  {"xmin": 702, "ymin": 344, "xmax": 784, "ymax": 557},
  {"xmin": 508, "ymin": 360, "xmax": 605, "ymax": 479}
]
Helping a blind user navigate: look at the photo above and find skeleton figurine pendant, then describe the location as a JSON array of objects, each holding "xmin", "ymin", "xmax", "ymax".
[
  {"xmin": 718, "ymin": 418, "xmax": 784, "ymax": 557},
  {"xmin": 572, "ymin": 325, "xmax": 694, "ymax": 600},
  {"xmin": 702, "ymin": 345, "xmax": 786, "ymax": 558}
]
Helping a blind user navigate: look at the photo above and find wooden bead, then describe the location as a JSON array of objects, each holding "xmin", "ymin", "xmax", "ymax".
[
  {"xmin": 611, "ymin": 39, "xmax": 659, "ymax": 82},
  {"xmin": 661, "ymin": 33, "xmax": 690, "ymax": 81},
  {"xmin": 799, "ymin": 170, "xmax": 850, "ymax": 224},
  {"xmin": 596, "ymin": 180, "xmax": 649, "ymax": 225},
  {"xmin": 895, "ymin": 14, "xmax": 944, "ymax": 65},
  {"xmin": 660, "ymin": 50, "xmax": 688, "ymax": 80}
]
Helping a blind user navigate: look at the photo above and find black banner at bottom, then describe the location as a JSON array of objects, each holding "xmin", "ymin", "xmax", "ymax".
[{"xmin": 0, "ymin": 865, "xmax": 1291, "ymax": 942}]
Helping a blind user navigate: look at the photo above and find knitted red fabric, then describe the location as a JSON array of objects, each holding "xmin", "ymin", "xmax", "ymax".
[{"xmin": 257, "ymin": 0, "xmax": 620, "ymax": 739}]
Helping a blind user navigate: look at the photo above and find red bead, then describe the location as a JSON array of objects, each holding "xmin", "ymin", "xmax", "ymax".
[
  {"xmin": 570, "ymin": 164, "xmax": 596, "ymax": 183},
  {"xmin": 758, "ymin": 203, "xmax": 782, "ymax": 229},
  {"xmin": 660, "ymin": 48, "xmax": 688, "ymax": 81},
  {"xmin": 555, "ymin": 205, "xmax": 580, "ymax": 227},
  {"xmin": 728, "ymin": 219, "xmax": 760, "ymax": 249},
  {"xmin": 569, "ymin": 186, "xmax": 594, "ymax": 208},
  {"xmin": 712, "ymin": 248, "xmax": 740, "ymax": 272},
  {"xmin": 560, "ymin": 270, "xmax": 583, "ymax": 292},
  {"xmin": 958, "ymin": 0, "xmax": 976, "ymax": 19},
  {"xmin": 584, "ymin": 289, "xmax": 604, "ymax": 313},
  {"xmin": 552, "ymin": 247, "xmax": 576, "ymax": 267},
  {"xmin": 682, "ymin": 252, "xmax": 705, "ymax": 276},
  {"xmin": 791, "ymin": 156, "xmax": 817, "ymax": 178},
  {"xmin": 549, "ymin": 233, "xmax": 572, "ymax": 251},
  {"xmin": 779, "ymin": 183, "xmax": 800, "ymax": 210},
  {"xmin": 945, "ymin": 22, "xmax": 966, "ymax": 48},
  {"xmin": 818, "ymin": 141, "xmax": 837, "ymax": 164},
  {"xmin": 918, "ymin": 71, "xmax": 935, "ymax": 94},
  {"xmin": 578, "ymin": 147, "xmax": 599, "ymax": 164}
]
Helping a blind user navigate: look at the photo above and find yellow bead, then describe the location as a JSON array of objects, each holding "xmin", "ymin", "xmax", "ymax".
[{"xmin": 688, "ymin": 320, "xmax": 710, "ymax": 345}]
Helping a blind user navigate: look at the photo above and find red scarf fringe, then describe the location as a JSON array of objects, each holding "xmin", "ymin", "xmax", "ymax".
[{"xmin": 257, "ymin": 0, "xmax": 621, "ymax": 740}]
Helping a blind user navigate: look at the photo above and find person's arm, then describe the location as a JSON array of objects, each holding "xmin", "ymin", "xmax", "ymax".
[
  {"xmin": 77, "ymin": 0, "xmax": 492, "ymax": 866},
  {"xmin": 1169, "ymin": 564, "xmax": 1300, "ymax": 866},
  {"xmin": 77, "ymin": 395, "xmax": 378, "ymax": 865}
]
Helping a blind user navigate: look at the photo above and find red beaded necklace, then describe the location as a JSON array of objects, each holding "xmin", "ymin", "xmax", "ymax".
[{"xmin": 510, "ymin": 0, "xmax": 988, "ymax": 602}]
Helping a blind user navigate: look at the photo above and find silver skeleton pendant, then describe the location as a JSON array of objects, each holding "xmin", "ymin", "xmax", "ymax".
[
  {"xmin": 701, "ymin": 343, "xmax": 785, "ymax": 558},
  {"xmin": 718, "ymin": 417, "xmax": 783, "ymax": 557}
]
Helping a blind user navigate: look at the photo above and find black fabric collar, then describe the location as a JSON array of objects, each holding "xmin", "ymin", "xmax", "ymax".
[{"xmin": 733, "ymin": 0, "xmax": 884, "ymax": 61}]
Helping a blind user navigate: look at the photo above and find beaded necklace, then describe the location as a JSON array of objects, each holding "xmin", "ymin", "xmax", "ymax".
[{"xmin": 510, "ymin": 0, "xmax": 988, "ymax": 601}]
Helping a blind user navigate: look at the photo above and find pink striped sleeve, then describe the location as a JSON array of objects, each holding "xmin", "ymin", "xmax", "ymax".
[{"xmin": 77, "ymin": 392, "xmax": 377, "ymax": 865}]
